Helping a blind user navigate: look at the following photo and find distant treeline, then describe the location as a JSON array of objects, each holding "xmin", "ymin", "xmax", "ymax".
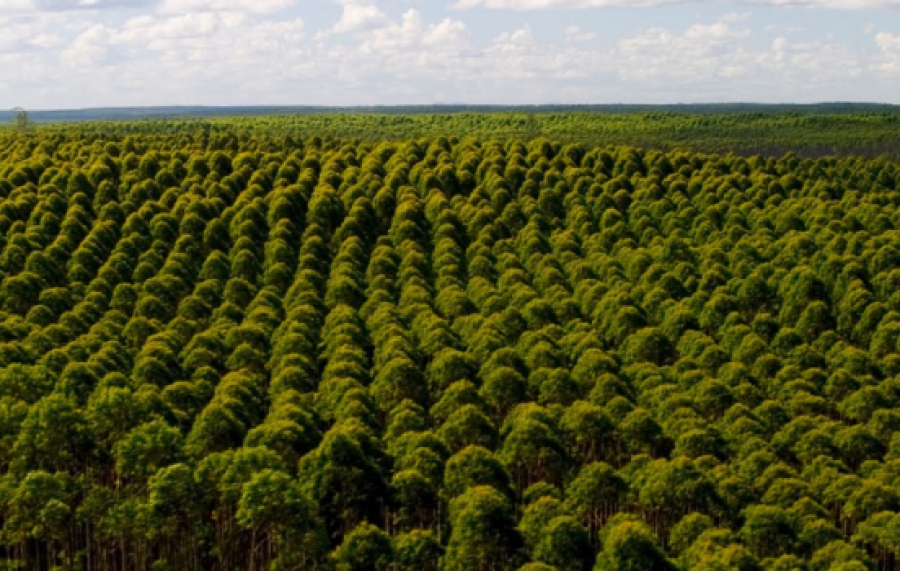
[
  {"xmin": 4, "ymin": 106, "xmax": 900, "ymax": 160},
  {"xmin": 1, "ymin": 103, "xmax": 898, "ymax": 122}
]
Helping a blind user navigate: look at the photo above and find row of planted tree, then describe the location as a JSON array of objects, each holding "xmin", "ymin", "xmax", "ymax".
[
  {"xmin": 1, "ymin": 128, "xmax": 900, "ymax": 570},
  {"xmin": 59, "ymin": 109, "xmax": 900, "ymax": 161}
]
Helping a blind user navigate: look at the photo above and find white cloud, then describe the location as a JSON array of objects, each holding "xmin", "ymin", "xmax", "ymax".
[
  {"xmin": 744, "ymin": 0, "xmax": 900, "ymax": 6},
  {"xmin": 566, "ymin": 25, "xmax": 596, "ymax": 42},
  {"xmin": 453, "ymin": 0, "xmax": 900, "ymax": 8},
  {"xmin": 0, "ymin": 6, "xmax": 898, "ymax": 109},
  {"xmin": 34, "ymin": 0, "xmax": 155, "ymax": 9},
  {"xmin": 776, "ymin": 38, "xmax": 863, "ymax": 81},
  {"xmin": 0, "ymin": 14, "xmax": 66, "ymax": 54},
  {"xmin": 4, "ymin": 0, "xmax": 900, "ymax": 12},
  {"xmin": 453, "ymin": 0, "xmax": 681, "ymax": 8},
  {"xmin": 343, "ymin": 10, "xmax": 476, "ymax": 83},
  {"xmin": 46, "ymin": 11, "xmax": 306, "ymax": 105},
  {"xmin": 605, "ymin": 13, "xmax": 876, "ymax": 103},
  {"xmin": 61, "ymin": 23, "xmax": 114, "ymax": 66},
  {"xmin": 160, "ymin": 0, "xmax": 296, "ymax": 13},
  {"xmin": 116, "ymin": 12, "xmax": 246, "ymax": 49},
  {"xmin": 0, "ymin": 0, "xmax": 295, "ymax": 12},
  {"xmin": 0, "ymin": 0, "xmax": 38, "ymax": 11},
  {"xmin": 331, "ymin": 4, "xmax": 389, "ymax": 34},
  {"xmin": 614, "ymin": 14, "xmax": 754, "ymax": 83},
  {"xmin": 0, "ymin": 0, "xmax": 156, "ymax": 12},
  {"xmin": 876, "ymin": 31, "xmax": 900, "ymax": 74}
]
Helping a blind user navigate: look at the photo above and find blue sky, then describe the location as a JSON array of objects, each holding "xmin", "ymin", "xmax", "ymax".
[{"xmin": 0, "ymin": 0, "xmax": 899, "ymax": 109}]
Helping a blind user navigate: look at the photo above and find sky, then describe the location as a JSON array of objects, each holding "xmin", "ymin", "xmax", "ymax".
[{"xmin": 0, "ymin": 0, "xmax": 899, "ymax": 109}]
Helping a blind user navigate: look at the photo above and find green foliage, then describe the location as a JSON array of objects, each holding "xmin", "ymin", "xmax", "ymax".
[
  {"xmin": 392, "ymin": 529, "xmax": 443, "ymax": 571},
  {"xmin": 334, "ymin": 522, "xmax": 393, "ymax": 571},
  {"xmin": 445, "ymin": 485, "xmax": 524, "ymax": 571},
  {"xmin": 0, "ymin": 122, "xmax": 898, "ymax": 570},
  {"xmin": 594, "ymin": 519, "xmax": 675, "ymax": 571}
]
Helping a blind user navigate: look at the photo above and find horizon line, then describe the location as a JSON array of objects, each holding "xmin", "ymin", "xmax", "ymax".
[{"xmin": 5, "ymin": 101, "xmax": 900, "ymax": 114}]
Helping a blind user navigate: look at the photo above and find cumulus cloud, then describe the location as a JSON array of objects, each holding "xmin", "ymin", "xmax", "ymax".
[
  {"xmin": 60, "ymin": 23, "xmax": 115, "ymax": 66},
  {"xmin": 0, "ymin": 5, "xmax": 898, "ymax": 108},
  {"xmin": 0, "ymin": 0, "xmax": 37, "ymax": 11},
  {"xmin": 743, "ymin": 0, "xmax": 900, "ymax": 6},
  {"xmin": 453, "ymin": 0, "xmax": 900, "ymax": 8},
  {"xmin": 0, "ymin": 13, "xmax": 68, "ymax": 54},
  {"xmin": 0, "ymin": 0, "xmax": 295, "ymax": 13},
  {"xmin": 602, "ymin": 13, "xmax": 876, "ymax": 104},
  {"xmin": 331, "ymin": 4, "xmax": 389, "ymax": 34},
  {"xmin": 453, "ymin": 0, "xmax": 681, "ymax": 8},
  {"xmin": 0, "ymin": 0, "xmax": 156, "ymax": 12},
  {"xmin": 5, "ymin": 0, "xmax": 900, "ymax": 12},
  {"xmin": 38, "ymin": 10, "xmax": 304, "ymax": 106},
  {"xmin": 37, "ymin": 0, "xmax": 157, "ymax": 9},
  {"xmin": 876, "ymin": 31, "xmax": 900, "ymax": 74},
  {"xmin": 614, "ymin": 14, "xmax": 753, "ymax": 83},
  {"xmin": 160, "ymin": 0, "xmax": 297, "ymax": 13}
]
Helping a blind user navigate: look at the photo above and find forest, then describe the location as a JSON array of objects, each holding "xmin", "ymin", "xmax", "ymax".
[
  {"xmin": 0, "ymin": 119, "xmax": 899, "ymax": 570},
  {"xmin": 21, "ymin": 106, "xmax": 900, "ymax": 161}
]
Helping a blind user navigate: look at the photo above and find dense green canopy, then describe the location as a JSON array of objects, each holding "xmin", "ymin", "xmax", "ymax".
[{"xmin": 0, "ymin": 120, "xmax": 897, "ymax": 569}]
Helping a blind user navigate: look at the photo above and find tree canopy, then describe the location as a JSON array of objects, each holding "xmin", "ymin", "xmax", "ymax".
[{"xmin": 0, "ymin": 119, "xmax": 898, "ymax": 569}]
